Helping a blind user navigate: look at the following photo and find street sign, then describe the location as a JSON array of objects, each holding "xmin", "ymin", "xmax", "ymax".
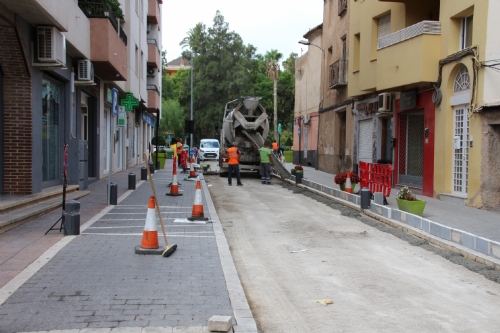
[
  {"xmin": 278, "ymin": 123, "xmax": 282, "ymax": 135},
  {"xmin": 111, "ymin": 88, "xmax": 118, "ymax": 117},
  {"xmin": 117, "ymin": 106, "xmax": 126, "ymax": 127}
]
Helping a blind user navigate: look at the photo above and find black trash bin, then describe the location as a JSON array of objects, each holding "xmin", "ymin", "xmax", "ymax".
[
  {"xmin": 64, "ymin": 200, "xmax": 80, "ymax": 235},
  {"xmin": 360, "ymin": 188, "xmax": 371, "ymax": 209},
  {"xmin": 149, "ymin": 162, "xmax": 155, "ymax": 174},
  {"xmin": 295, "ymin": 172, "xmax": 302, "ymax": 184},
  {"xmin": 108, "ymin": 182, "xmax": 117, "ymax": 205},
  {"xmin": 141, "ymin": 167, "xmax": 147, "ymax": 180}
]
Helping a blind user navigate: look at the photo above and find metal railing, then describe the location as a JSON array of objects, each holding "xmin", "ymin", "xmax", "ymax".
[
  {"xmin": 329, "ymin": 60, "xmax": 348, "ymax": 88},
  {"xmin": 78, "ymin": 2, "xmax": 118, "ymax": 30},
  {"xmin": 147, "ymin": 84, "xmax": 159, "ymax": 95},
  {"xmin": 119, "ymin": 25, "xmax": 127, "ymax": 46},
  {"xmin": 377, "ymin": 20, "xmax": 441, "ymax": 50},
  {"xmin": 338, "ymin": 0, "xmax": 347, "ymax": 16}
]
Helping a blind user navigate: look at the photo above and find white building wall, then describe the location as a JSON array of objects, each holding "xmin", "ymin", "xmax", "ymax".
[{"xmin": 483, "ymin": 0, "xmax": 500, "ymax": 106}]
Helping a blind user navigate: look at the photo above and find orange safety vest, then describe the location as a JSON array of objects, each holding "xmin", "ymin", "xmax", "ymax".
[{"xmin": 227, "ymin": 147, "xmax": 239, "ymax": 165}]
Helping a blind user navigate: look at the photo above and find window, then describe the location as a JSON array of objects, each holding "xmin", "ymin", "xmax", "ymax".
[
  {"xmin": 378, "ymin": 14, "xmax": 391, "ymax": 39},
  {"xmin": 338, "ymin": 0, "xmax": 347, "ymax": 16},
  {"xmin": 454, "ymin": 66, "xmax": 470, "ymax": 92},
  {"xmin": 353, "ymin": 33, "xmax": 360, "ymax": 71},
  {"xmin": 135, "ymin": 45, "xmax": 139, "ymax": 76},
  {"xmin": 460, "ymin": 15, "xmax": 473, "ymax": 50}
]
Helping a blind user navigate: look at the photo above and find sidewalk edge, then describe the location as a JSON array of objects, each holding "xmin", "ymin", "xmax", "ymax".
[{"xmin": 201, "ymin": 178, "xmax": 258, "ymax": 333}]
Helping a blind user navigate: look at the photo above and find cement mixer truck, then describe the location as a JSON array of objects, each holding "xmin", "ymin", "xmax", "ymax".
[{"xmin": 219, "ymin": 96, "xmax": 291, "ymax": 179}]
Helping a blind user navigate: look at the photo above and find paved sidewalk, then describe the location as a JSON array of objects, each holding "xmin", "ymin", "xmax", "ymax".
[
  {"xmin": 283, "ymin": 163, "xmax": 500, "ymax": 258},
  {"xmin": 0, "ymin": 161, "xmax": 255, "ymax": 332}
]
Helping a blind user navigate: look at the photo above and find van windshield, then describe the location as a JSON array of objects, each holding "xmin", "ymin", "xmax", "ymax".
[{"xmin": 201, "ymin": 141, "xmax": 219, "ymax": 148}]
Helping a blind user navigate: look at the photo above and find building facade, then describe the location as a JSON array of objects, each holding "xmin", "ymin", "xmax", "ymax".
[
  {"xmin": 0, "ymin": 0, "xmax": 162, "ymax": 195},
  {"xmin": 348, "ymin": 0, "xmax": 500, "ymax": 210}
]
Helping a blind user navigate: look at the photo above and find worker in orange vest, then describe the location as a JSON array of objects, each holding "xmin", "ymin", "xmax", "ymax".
[
  {"xmin": 272, "ymin": 140, "xmax": 279, "ymax": 156},
  {"xmin": 222, "ymin": 142, "xmax": 243, "ymax": 186}
]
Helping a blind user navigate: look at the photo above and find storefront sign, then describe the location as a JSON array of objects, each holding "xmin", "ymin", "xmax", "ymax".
[
  {"xmin": 117, "ymin": 106, "xmax": 126, "ymax": 127},
  {"xmin": 400, "ymin": 89, "xmax": 417, "ymax": 111},
  {"xmin": 121, "ymin": 93, "xmax": 139, "ymax": 112},
  {"xmin": 111, "ymin": 88, "xmax": 118, "ymax": 117},
  {"xmin": 142, "ymin": 111, "xmax": 155, "ymax": 127}
]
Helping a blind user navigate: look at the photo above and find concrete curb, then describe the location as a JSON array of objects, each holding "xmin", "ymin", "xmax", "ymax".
[
  {"xmin": 285, "ymin": 177, "xmax": 500, "ymax": 271},
  {"xmin": 201, "ymin": 178, "xmax": 258, "ymax": 333}
]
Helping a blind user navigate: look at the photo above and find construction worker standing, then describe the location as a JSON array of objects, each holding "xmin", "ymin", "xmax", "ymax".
[
  {"xmin": 223, "ymin": 142, "xmax": 243, "ymax": 186},
  {"xmin": 260, "ymin": 141, "xmax": 274, "ymax": 185},
  {"xmin": 176, "ymin": 138, "xmax": 183, "ymax": 167},
  {"xmin": 272, "ymin": 140, "xmax": 279, "ymax": 156}
]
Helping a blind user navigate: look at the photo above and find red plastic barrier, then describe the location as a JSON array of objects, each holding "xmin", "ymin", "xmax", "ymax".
[{"xmin": 359, "ymin": 162, "xmax": 392, "ymax": 197}]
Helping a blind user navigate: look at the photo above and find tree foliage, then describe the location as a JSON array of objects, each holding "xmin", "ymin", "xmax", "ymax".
[
  {"xmin": 283, "ymin": 52, "xmax": 298, "ymax": 75},
  {"xmin": 160, "ymin": 99, "xmax": 185, "ymax": 141}
]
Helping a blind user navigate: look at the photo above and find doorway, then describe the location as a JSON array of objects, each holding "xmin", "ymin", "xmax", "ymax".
[
  {"xmin": 452, "ymin": 105, "xmax": 469, "ymax": 195},
  {"xmin": 398, "ymin": 111, "xmax": 424, "ymax": 187}
]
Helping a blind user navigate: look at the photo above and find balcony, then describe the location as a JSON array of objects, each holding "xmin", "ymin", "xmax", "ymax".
[
  {"xmin": 147, "ymin": 84, "xmax": 160, "ymax": 112},
  {"xmin": 147, "ymin": 39, "xmax": 160, "ymax": 69},
  {"xmin": 329, "ymin": 60, "xmax": 348, "ymax": 89},
  {"xmin": 376, "ymin": 21, "xmax": 441, "ymax": 91},
  {"xmin": 89, "ymin": 18, "xmax": 127, "ymax": 81},
  {"xmin": 338, "ymin": 0, "xmax": 347, "ymax": 16},
  {"xmin": 147, "ymin": 0, "xmax": 160, "ymax": 25}
]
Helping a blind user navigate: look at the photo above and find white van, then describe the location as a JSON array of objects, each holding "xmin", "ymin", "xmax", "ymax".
[{"xmin": 198, "ymin": 139, "xmax": 220, "ymax": 162}]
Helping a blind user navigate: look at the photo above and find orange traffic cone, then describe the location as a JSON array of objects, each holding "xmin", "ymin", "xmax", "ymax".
[
  {"xmin": 345, "ymin": 172, "xmax": 352, "ymax": 194},
  {"xmin": 166, "ymin": 156, "xmax": 182, "ymax": 196},
  {"xmin": 188, "ymin": 158, "xmax": 197, "ymax": 178},
  {"xmin": 137, "ymin": 196, "xmax": 159, "ymax": 247},
  {"xmin": 188, "ymin": 178, "xmax": 208, "ymax": 221}
]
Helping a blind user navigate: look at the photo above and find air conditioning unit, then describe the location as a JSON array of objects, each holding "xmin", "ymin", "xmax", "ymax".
[
  {"xmin": 77, "ymin": 60, "xmax": 94, "ymax": 81},
  {"xmin": 302, "ymin": 114, "xmax": 311, "ymax": 124},
  {"xmin": 378, "ymin": 93, "xmax": 392, "ymax": 113},
  {"xmin": 147, "ymin": 67, "xmax": 156, "ymax": 76},
  {"xmin": 36, "ymin": 26, "xmax": 66, "ymax": 66}
]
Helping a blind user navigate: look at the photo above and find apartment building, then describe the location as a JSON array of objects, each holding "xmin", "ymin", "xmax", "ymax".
[
  {"xmin": 348, "ymin": 0, "xmax": 500, "ymax": 210},
  {"xmin": 0, "ymin": 0, "xmax": 162, "ymax": 195}
]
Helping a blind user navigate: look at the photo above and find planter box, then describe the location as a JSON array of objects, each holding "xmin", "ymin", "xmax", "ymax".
[
  {"xmin": 152, "ymin": 153, "xmax": 167, "ymax": 169},
  {"xmin": 396, "ymin": 198, "xmax": 426, "ymax": 216}
]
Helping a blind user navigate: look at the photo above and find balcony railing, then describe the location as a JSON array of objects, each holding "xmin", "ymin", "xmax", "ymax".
[
  {"xmin": 338, "ymin": 0, "xmax": 347, "ymax": 16},
  {"xmin": 377, "ymin": 20, "xmax": 441, "ymax": 50},
  {"xmin": 147, "ymin": 84, "xmax": 159, "ymax": 95},
  {"xmin": 78, "ymin": 2, "xmax": 118, "ymax": 30},
  {"xmin": 119, "ymin": 26, "xmax": 127, "ymax": 46},
  {"xmin": 329, "ymin": 60, "xmax": 348, "ymax": 89}
]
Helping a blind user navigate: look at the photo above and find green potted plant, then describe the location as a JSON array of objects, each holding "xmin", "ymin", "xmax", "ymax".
[
  {"xmin": 334, "ymin": 172, "xmax": 347, "ymax": 191},
  {"xmin": 396, "ymin": 186, "xmax": 426, "ymax": 216}
]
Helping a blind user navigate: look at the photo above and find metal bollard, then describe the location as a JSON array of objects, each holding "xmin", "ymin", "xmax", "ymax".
[
  {"xmin": 108, "ymin": 182, "xmax": 118, "ymax": 205},
  {"xmin": 64, "ymin": 200, "xmax": 80, "ymax": 235},
  {"xmin": 141, "ymin": 167, "xmax": 147, "ymax": 180},
  {"xmin": 128, "ymin": 172, "xmax": 136, "ymax": 190},
  {"xmin": 295, "ymin": 172, "xmax": 302, "ymax": 185},
  {"xmin": 149, "ymin": 161, "xmax": 155, "ymax": 174},
  {"xmin": 360, "ymin": 188, "xmax": 371, "ymax": 209}
]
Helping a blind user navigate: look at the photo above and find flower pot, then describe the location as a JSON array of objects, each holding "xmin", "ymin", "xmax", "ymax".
[
  {"xmin": 396, "ymin": 198, "xmax": 426, "ymax": 216},
  {"xmin": 339, "ymin": 182, "xmax": 356, "ymax": 192}
]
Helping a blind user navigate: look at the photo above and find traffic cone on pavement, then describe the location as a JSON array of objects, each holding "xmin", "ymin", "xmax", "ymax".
[
  {"xmin": 166, "ymin": 156, "xmax": 182, "ymax": 196},
  {"xmin": 137, "ymin": 196, "xmax": 159, "ymax": 249},
  {"xmin": 345, "ymin": 172, "xmax": 352, "ymax": 194},
  {"xmin": 188, "ymin": 178, "xmax": 208, "ymax": 221},
  {"xmin": 188, "ymin": 158, "xmax": 197, "ymax": 178}
]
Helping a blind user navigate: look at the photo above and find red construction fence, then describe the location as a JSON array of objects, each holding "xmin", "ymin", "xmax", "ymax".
[{"xmin": 359, "ymin": 162, "xmax": 393, "ymax": 197}]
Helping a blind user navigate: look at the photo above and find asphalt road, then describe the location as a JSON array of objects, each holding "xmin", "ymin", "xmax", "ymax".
[{"xmin": 207, "ymin": 175, "xmax": 500, "ymax": 333}]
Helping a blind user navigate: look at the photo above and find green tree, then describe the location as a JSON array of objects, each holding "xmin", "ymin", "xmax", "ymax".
[
  {"xmin": 283, "ymin": 52, "xmax": 298, "ymax": 75},
  {"xmin": 160, "ymin": 99, "xmax": 185, "ymax": 141},
  {"xmin": 178, "ymin": 11, "xmax": 256, "ymax": 142},
  {"xmin": 265, "ymin": 49, "xmax": 283, "ymax": 142}
]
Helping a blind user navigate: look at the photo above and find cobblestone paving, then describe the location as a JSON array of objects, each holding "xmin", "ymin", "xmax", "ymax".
[{"xmin": 0, "ymin": 171, "xmax": 232, "ymax": 332}]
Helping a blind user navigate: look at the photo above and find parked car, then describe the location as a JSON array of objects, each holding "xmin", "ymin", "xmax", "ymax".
[{"xmin": 198, "ymin": 139, "xmax": 220, "ymax": 162}]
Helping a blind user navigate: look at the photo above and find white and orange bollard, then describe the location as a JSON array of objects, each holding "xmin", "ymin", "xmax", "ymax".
[
  {"xmin": 166, "ymin": 156, "xmax": 183, "ymax": 196},
  {"xmin": 345, "ymin": 172, "xmax": 352, "ymax": 194},
  {"xmin": 188, "ymin": 155, "xmax": 197, "ymax": 178},
  {"xmin": 135, "ymin": 196, "xmax": 164, "ymax": 254},
  {"xmin": 188, "ymin": 178, "xmax": 208, "ymax": 221}
]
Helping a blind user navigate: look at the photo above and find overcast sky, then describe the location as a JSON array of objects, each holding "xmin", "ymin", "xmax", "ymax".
[{"xmin": 162, "ymin": 0, "xmax": 324, "ymax": 64}]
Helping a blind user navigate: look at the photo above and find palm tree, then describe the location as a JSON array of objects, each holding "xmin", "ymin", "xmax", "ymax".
[{"xmin": 265, "ymin": 50, "xmax": 283, "ymax": 142}]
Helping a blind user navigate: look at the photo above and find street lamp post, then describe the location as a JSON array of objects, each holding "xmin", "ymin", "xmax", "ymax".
[{"xmin": 299, "ymin": 40, "xmax": 325, "ymax": 170}]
